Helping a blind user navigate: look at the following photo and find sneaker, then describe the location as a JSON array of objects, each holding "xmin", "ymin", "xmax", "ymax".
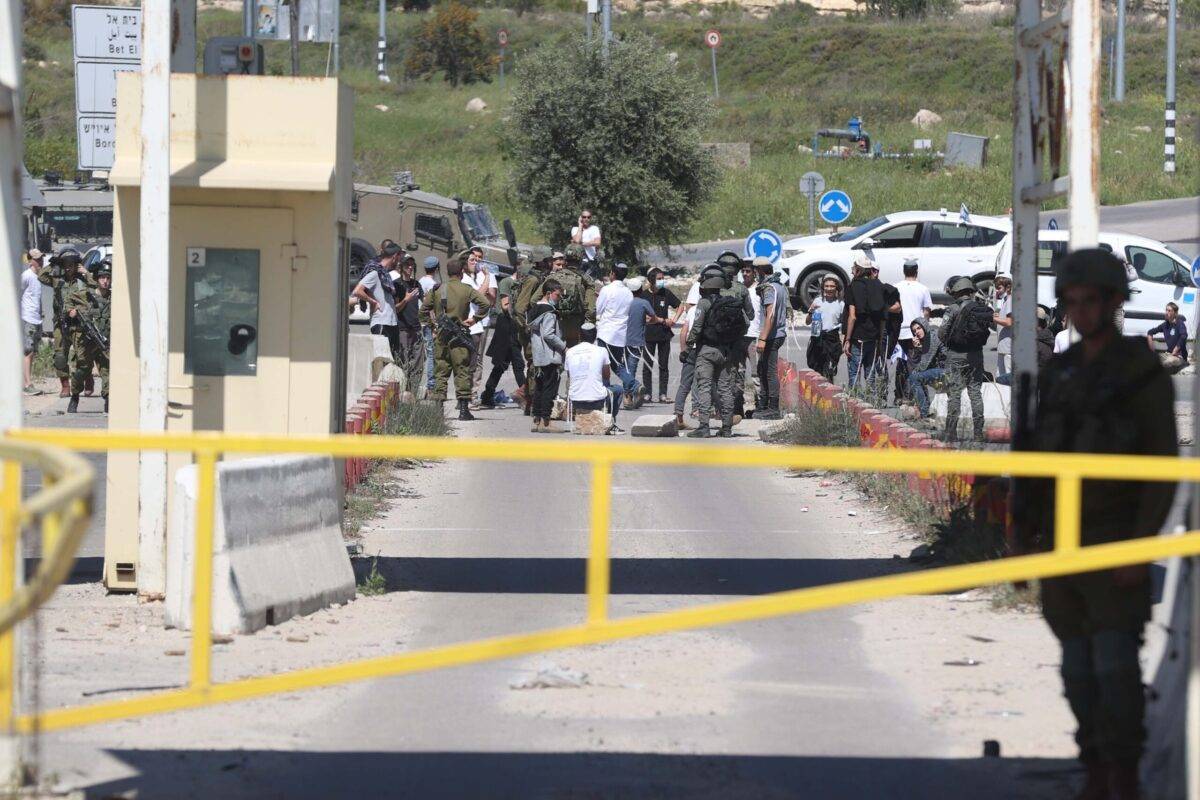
[
  {"xmin": 22, "ymin": 384, "xmax": 40, "ymax": 396},
  {"xmin": 658, "ymin": 395, "xmax": 669, "ymax": 404},
  {"xmin": 608, "ymin": 425, "xmax": 625, "ymax": 435}
]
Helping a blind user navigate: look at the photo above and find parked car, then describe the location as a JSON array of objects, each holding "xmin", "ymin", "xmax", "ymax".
[
  {"xmin": 996, "ymin": 229, "xmax": 1198, "ymax": 338},
  {"xmin": 779, "ymin": 209, "xmax": 1010, "ymax": 309}
]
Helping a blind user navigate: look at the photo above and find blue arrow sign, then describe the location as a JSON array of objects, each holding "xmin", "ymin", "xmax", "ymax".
[
  {"xmin": 744, "ymin": 228, "xmax": 783, "ymax": 265},
  {"xmin": 818, "ymin": 189, "xmax": 853, "ymax": 225},
  {"xmin": 1047, "ymin": 217, "xmax": 1059, "ymax": 230},
  {"xmin": 1191, "ymin": 255, "xmax": 1200, "ymax": 288}
]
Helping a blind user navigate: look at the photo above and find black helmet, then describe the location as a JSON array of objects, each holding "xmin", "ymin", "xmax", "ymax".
[
  {"xmin": 700, "ymin": 261, "xmax": 731, "ymax": 289},
  {"xmin": 715, "ymin": 250, "xmax": 742, "ymax": 275},
  {"xmin": 96, "ymin": 258, "xmax": 112, "ymax": 277},
  {"xmin": 947, "ymin": 276, "xmax": 976, "ymax": 296},
  {"xmin": 1055, "ymin": 248, "xmax": 1130, "ymax": 300},
  {"xmin": 57, "ymin": 247, "xmax": 82, "ymax": 265}
]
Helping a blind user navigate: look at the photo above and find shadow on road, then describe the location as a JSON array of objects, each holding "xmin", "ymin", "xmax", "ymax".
[
  {"xmin": 89, "ymin": 748, "xmax": 1079, "ymax": 799},
  {"xmin": 353, "ymin": 556, "xmax": 906, "ymax": 595}
]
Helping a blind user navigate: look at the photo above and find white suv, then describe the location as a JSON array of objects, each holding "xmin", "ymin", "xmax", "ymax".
[{"xmin": 779, "ymin": 209, "xmax": 1010, "ymax": 309}]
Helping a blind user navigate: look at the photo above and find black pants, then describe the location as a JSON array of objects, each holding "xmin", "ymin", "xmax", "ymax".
[
  {"xmin": 532, "ymin": 365, "xmax": 561, "ymax": 420},
  {"xmin": 484, "ymin": 347, "xmax": 527, "ymax": 395},
  {"xmin": 641, "ymin": 340, "xmax": 671, "ymax": 397},
  {"xmin": 756, "ymin": 337, "xmax": 783, "ymax": 410},
  {"xmin": 371, "ymin": 324, "xmax": 400, "ymax": 361},
  {"xmin": 895, "ymin": 338, "xmax": 914, "ymax": 402}
]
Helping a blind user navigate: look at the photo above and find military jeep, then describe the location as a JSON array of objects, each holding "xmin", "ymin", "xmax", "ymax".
[{"xmin": 348, "ymin": 172, "xmax": 531, "ymax": 287}]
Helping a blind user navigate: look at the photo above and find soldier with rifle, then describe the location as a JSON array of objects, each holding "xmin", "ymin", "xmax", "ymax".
[
  {"xmin": 1013, "ymin": 249, "xmax": 1177, "ymax": 800},
  {"xmin": 420, "ymin": 256, "xmax": 492, "ymax": 421},
  {"xmin": 64, "ymin": 260, "xmax": 111, "ymax": 413},
  {"xmin": 39, "ymin": 248, "xmax": 96, "ymax": 398},
  {"xmin": 514, "ymin": 255, "xmax": 553, "ymax": 415}
]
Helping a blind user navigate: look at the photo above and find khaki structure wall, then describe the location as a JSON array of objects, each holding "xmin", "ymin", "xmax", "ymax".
[{"xmin": 103, "ymin": 75, "xmax": 353, "ymax": 591}]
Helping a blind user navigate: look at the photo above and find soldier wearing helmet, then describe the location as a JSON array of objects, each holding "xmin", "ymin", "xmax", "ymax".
[
  {"xmin": 1016, "ymin": 248, "xmax": 1176, "ymax": 800},
  {"xmin": 39, "ymin": 247, "xmax": 96, "ymax": 398},
  {"xmin": 64, "ymin": 259, "xmax": 112, "ymax": 413},
  {"xmin": 684, "ymin": 270, "xmax": 749, "ymax": 438},
  {"xmin": 535, "ymin": 244, "xmax": 597, "ymax": 348},
  {"xmin": 714, "ymin": 252, "xmax": 756, "ymax": 417},
  {"xmin": 939, "ymin": 275, "xmax": 992, "ymax": 440}
]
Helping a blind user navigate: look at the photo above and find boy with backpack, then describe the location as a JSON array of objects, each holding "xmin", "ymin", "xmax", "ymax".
[
  {"xmin": 940, "ymin": 276, "xmax": 994, "ymax": 441},
  {"xmin": 686, "ymin": 273, "xmax": 750, "ymax": 438}
]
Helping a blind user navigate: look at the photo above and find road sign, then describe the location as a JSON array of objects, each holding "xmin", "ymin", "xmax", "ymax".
[
  {"xmin": 705, "ymin": 29, "xmax": 721, "ymax": 48},
  {"xmin": 73, "ymin": 5, "xmax": 140, "ymax": 172},
  {"xmin": 1047, "ymin": 217, "xmax": 1059, "ymax": 230},
  {"xmin": 498, "ymin": 28, "xmax": 508, "ymax": 46},
  {"xmin": 799, "ymin": 171, "xmax": 825, "ymax": 196},
  {"xmin": 744, "ymin": 229, "xmax": 783, "ymax": 265},
  {"xmin": 818, "ymin": 189, "xmax": 853, "ymax": 225}
]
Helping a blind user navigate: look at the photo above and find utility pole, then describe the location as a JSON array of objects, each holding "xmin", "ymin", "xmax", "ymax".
[
  {"xmin": 138, "ymin": 0, "xmax": 171, "ymax": 600},
  {"xmin": 1114, "ymin": 0, "xmax": 1126, "ymax": 101},
  {"xmin": 242, "ymin": 0, "xmax": 253, "ymax": 37},
  {"xmin": 1165, "ymin": 0, "xmax": 1177, "ymax": 174},
  {"xmin": 332, "ymin": 0, "xmax": 340, "ymax": 74},
  {"xmin": 289, "ymin": 0, "xmax": 300, "ymax": 76},
  {"xmin": 1068, "ymin": 0, "xmax": 1100, "ymax": 248},
  {"xmin": 377, "ymin": 0, "xmax": 389, "ymax": 83},
  {"xmin": 601, "ymin": 0, "xmax": 611, "ymax": 57},
  {"xmin": 0, "ymin": 0, "xmax": 28, "ymax": 783}
]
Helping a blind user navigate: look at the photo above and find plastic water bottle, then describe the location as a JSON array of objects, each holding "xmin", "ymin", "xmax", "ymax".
[{"xmin": 812, "ymin": 307, "xmax": 823, "ymax": 337}]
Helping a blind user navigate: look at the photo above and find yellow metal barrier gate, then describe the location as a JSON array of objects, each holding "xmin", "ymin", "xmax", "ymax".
[{"xmin": 7, "ymin": 427, "xmax": 1200, "ymax": 736}]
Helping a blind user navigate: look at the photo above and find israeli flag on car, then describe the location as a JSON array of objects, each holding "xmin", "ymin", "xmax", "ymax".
[{"xmin": 959, "ymin": 203, "xmax": 970, "ymax": 225}]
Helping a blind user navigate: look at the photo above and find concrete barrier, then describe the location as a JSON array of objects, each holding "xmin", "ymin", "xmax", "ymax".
[
  {"xmin": 346, "ymin": 332, "xmax": 393, "ymax": 408},
  {"xmin": 166, "ymin": 455, "xmax": 356, "ymax": 635}
]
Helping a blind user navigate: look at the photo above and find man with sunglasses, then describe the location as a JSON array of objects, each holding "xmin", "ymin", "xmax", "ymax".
[{"xmin": 571, "ymin": 210, "xmax": 602, "ymax": 266}]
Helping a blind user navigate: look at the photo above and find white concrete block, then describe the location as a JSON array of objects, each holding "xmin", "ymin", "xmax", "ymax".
[
  {"xmin": 930, "ymin": 381, "xmax": 1011, "ymax": 422},
  {"xmin": 631, "ymin": 414, "xmax": 679, "ymax": 437},
  {"xmin": 167, "ymin": 455, "xmax": 356, "ymax": 635},
  {"xmin": 346, "ymin": 332, "xmax": 392, "ymax": 407}
]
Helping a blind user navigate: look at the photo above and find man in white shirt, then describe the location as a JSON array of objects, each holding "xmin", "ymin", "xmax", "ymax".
[
  {"xmin": 594, "ymin": 262, "xmax": 636, "ymax": 394},
  {"xmin": 570, "ymin": 210, "xmax": 602, "ymax": 264},
  {"xmin": 740, "ymin": 263, "xmax": 763, "ymax": 415},
  {"xmin": 462, "ymin": 246, "xmax": 495, "ymax": 403},
  {"xmin": 894, "ymin": 258, "xmax": 933, "ymax": 401},
  {"xmin": 20, "ymin": 250, "xmax": 45, "ymax": 394},
  {"xmin": 565, "ymin": 323, "xmax": 624, "ymax": 433},
  {"xmin": 992, "ymin": 273, "xmax": 1013, "ymax": 379},
  {"xmin": 419, "ymin": 256, "xmax": 440, "ymax": 392}
]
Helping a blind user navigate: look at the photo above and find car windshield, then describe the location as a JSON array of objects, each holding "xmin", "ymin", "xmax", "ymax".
[
  {"xmin": 44, "ymin": 208, "xmax": 112, "ymax": 241},
  {"xmin": 463, "ymin": 205, "xmax": 500, "ymax": 242},
  {"xmin": 830, "ymin": 215, "xmax": 889, "ymax": 243}
]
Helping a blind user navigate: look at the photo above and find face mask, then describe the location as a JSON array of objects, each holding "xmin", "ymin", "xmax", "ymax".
[{"xmin": 656, "ymin": 279, "xmax": 666, "ymax": 290}]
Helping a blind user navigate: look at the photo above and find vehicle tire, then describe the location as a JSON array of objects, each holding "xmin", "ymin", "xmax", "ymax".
[{"xmin": 793, "ymin": 264, "xmax": 846, "ymax": 311}]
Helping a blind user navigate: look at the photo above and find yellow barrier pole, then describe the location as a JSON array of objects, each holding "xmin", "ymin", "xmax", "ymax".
[
  {"xmin": 1055, "ymin": 473, "xmax": 1083, "ymax": 552},
  {"xmin": 40, "ymin": 476, "xmax": 58, "ymax": 557},
  {"xmin": 190, "ymin": 451, "xmax": 217, "ymax": 692},
  {"xmin": 0, "ymin": 462, "xmax": 19, "ymax": 731},
  {"xmin": 587, "ymin": 460, "xmax": 612, "ymax": 625}
]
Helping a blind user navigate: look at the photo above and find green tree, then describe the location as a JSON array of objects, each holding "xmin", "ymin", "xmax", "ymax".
[
  {"xmin": 503, "ymin": 34, "xmax": 718, "ymax": 263},
  {"xmin": 403, "ymin": 1, "xmax": 497, "ymax": 87}
]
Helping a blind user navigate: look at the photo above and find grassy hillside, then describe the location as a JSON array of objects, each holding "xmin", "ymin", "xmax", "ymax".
[{"xmin": 21, "ymin": 4, "xmax": 1198, "ymax": 246}]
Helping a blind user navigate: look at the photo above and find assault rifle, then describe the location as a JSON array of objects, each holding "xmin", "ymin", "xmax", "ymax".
[
  {"xmin": 80, "ymin": 312, "xmax": 109, "ymax": 354},
  {"xmin": 436, "ymin": 313, "xmax": 476, "ymax": 355}
]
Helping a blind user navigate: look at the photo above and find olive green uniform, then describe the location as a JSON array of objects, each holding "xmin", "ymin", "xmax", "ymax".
[
  {"xmin": 686, "ymin": 296, "xmax": 737, "ymax": 431},
  {"xmin": 65, "ymin": 284, "xmax": 110, "ymax": 398},
  {"xmin": 535, "ymin": 268, "xmax": 596, "ymax": 348},
  {"xmin": 719, "ymin": 280, "xmax": 755, "ymax": 413},
  {"xmin": 1020, "ymin": 336, "xmax": 1176, "ymax": 767},
  {"xmin": 421, "ymin": 278, "xmax": 492, "ymax": 401},
  {"xmin": 39, "ymin": 269, "xmax": 95, "ymax": 380}
]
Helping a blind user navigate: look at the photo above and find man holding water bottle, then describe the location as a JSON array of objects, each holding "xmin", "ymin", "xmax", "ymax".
[{"xmin": 805, "ymin": 276, "xmax": 845, "ymax": 383}]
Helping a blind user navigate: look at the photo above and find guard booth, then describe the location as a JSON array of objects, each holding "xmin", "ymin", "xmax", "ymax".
[{"xmin": 103, "ymin": 74, "xmax": 355, "ymax": 591}]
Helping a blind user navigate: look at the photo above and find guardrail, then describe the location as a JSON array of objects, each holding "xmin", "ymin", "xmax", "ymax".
[
  {"xmin": 6, "ymin": 427, "xmax": 1200, "ymax": 736},
  {"xmin": 0, "ymin": 438, "xmax": 95, "ymax": 733}
]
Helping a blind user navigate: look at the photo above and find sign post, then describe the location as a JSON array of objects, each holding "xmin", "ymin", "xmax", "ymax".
[
  {"xmin": 498, "ymin": 28, "xmax": 507, "ymax": 89},
  {"xmin": 799, "ymin": 171, "xmax": 825, "ymax": 235},
  {"xmin": 705, "ymin": 29, "xmax": 720, "ymax": 99},
  {"xmin": 72, "ymin": 5, "xmax": 141, "ymax": 173}
]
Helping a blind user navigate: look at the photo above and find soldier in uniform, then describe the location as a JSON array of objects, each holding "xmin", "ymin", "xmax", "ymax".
[
  {"xmin": 420, "ymin": 258, "xmax": 493, "ymax": 421},
  {"xmin": 1015, "ymin": 249, "xmax": 1177, "ymax": 800},
  {"xmin": 514, "ymin": 255, "xmax": 553, "ymax": 415},
  {"xmin": 537, "ymin": 244, "xmax": 596, "ymax": 348},
  {"xmin": 715, "ymin": 251, "xmax": 755, "ymax": 417},
  {"xmin": 65, "ymin": 260, "xmax": 112, "ymax": 413},
  {"xmin": 685, "ymin": 274, "xmax": 743, "ymax": 438},
  {"xmin": 481, "ymin": 258, "xmax": 531, "ymax": 408},
  {"xmin": 39, "ymin": 248, "xmax": 95, "ymax": 397}
]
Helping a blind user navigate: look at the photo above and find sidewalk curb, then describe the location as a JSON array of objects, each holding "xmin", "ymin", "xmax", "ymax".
[{"xmin": 343, "ymin": 379, "xmax": 401, "ymax": 492}]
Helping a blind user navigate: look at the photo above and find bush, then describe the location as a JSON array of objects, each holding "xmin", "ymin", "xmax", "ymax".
[
  {"xmin": 404, "ymin": 1, "xmax": 499, "ymax": 86},
  {"xmin": 855, "ymin": 0, "xmax": 957, "ymax": 18},
  {"xmin": 503, "ymin": 32, "xmax": 719, "ymax": 262}
]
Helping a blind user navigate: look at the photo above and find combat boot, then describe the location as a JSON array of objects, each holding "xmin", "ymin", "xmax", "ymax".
[
  {"xmin": 83, "ymin": 375, "xmax": 95, "ymax": 396},
  {"xmin": 687, "ymin": 426, "xmax": 713, "ymax": 439},
  {"xmin": 718, "ymin": 425, "xmax": 733, "ymax": 438},
  {"xmin": 58, "ymin": 378, "xmax": 70, "ymax": 398},
  {"xmin": 457, "ymin": 399, "xmax": 476, "ymax": 421},
  {"xmin": 66, "ymin": 395, "xmax": 79, "ymax": 414}
]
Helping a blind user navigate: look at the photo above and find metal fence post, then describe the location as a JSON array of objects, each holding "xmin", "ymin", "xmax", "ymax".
[{"xmin": 587, "ymin": 461, "xmax": 612, "ymax": 624}]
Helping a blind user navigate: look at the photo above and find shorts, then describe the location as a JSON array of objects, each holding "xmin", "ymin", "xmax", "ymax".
[{"xmin": 22, "ymin": 321, "xmax": 42, "ymax": 356}]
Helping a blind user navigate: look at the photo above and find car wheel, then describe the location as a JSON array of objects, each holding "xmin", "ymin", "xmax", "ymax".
[{"xmin": 794, "ymin": 265, "xmax": 844, "ymax": 311}]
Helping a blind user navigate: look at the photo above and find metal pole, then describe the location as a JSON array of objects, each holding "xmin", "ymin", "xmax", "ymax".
[
  {"xmin": 710, "ymin": 47, "xmax": 719, "ymax": 99},
  {"xmin": 1165, "ymin": 0, "xmax": 1177, "ymax": 174},
  {"xmin": 332, "ymin": 0, "xmax": 339, "ymax": 74},
  {"xmin": 601, "ymin": 0, "xmax": 610, "ymax": 57},
  {"xmin": 1191, "ymin": 325, "xmax": 1200, "ymax": 800},
  {"xmin": 1067, "ymin": 0, "xmax": 1100, "ymax": 248},
  {"xmin": 808, "ymin": 190, "xmax": 815, "ymax": 235},
  {"xmin": 499, "ymin": 46, "xmax": 504, "ymax": 90},
  {"xmin": 289, "ymin": 0, "xmax": 300, "ymax": 76},
  {"xmin": 0, "ymin": 0, "xmax": 28, "ymax": 783},
  {"xmin": 377, "ymin": 0, "xmax": 389, "ymax": 83},
  {"xmin": 1115, "ymin": 0, "xmax": 1126, "ymax": 102},
  {"xmin": 243, "ymin": 0, "xmax": 253, "ymax": 37},
  {"xmin": 1108, "ymin": 36, "xmax": 1115, "ymax": 100},
  {"xmin": 138, "ymin": 0, "xmax": 171, "ymax": 600}
]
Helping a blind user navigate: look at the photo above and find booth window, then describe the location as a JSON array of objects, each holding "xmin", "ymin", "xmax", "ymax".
[{"xmin": 185, "ymin": 248, "xmax": 261, "ymax": 376}]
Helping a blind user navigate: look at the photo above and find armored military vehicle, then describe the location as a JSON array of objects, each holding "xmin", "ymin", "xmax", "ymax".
[{"xmin": 349, "ymin": 172, "xmax": 535, "ymax": 287}]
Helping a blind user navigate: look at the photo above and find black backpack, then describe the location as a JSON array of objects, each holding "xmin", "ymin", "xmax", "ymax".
[
  {"xmin": 703, "ymin": 295, "xmax": 750, "ymax": 345},
  {"xmin": 945, "ymin": 299, "xmax": 994, "ymax": 350}
]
